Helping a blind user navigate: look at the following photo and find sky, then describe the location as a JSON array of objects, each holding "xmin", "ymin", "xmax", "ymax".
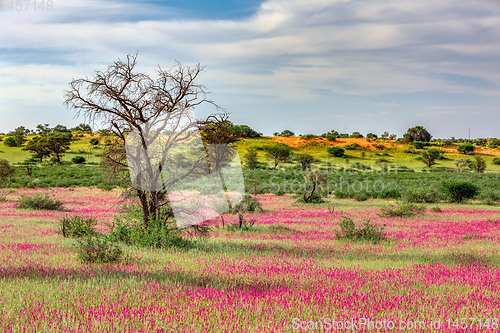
[{"xmin": 1, "ymin": 0, "xmax": 500, "ymax": 138}]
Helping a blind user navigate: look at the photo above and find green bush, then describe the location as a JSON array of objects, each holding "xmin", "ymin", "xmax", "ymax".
[
  {"xmin": 59, "ymin": 215, "xmax": 97, "ymax": 238},
  {"xmin": 89, "ymin": 138, "xmax": 99, "ymax": 145},
  {"xmin": 327, "ymin": 146, "xmax": 344, "ymax": 157},
  {"xmin": 231, "ymin": 194, "xmax": 263, "ymax": 213},
  {"xmin": 401, "ymin": 187, "xmax": 441, "ymax": 203},
  {"xmin": 440, "ymin": 180, "xmax": 480, "ymax": 203},
  {"xmin": 478, "ymin": 190, "xmax": 500, "ymax": 205},
  {"xmin": 457, "ymin": 143, "xmax": 475, "ymax": 154},
  {"xmin": 3, "ymin": 137, "xmax": 17, "ymax": 147},
  {"xmin": 75, "ymin": 234, "xmax": 123, "ymax": 264},
  {"xmin": 18, "ymin": 193, "xmax": 64, "ymax": 210},
  {"xmin": 352, "ymin": 192, "xmax": 369, "ymax": 201},
  {"xmin": 335, "ymin": 216, "xmax": 386, "ymax": 244},
  {"xmin": 492, "ymin": 157, "xmax": 500, "ymax": 165},
  {"xmin": 412, "ymin": 141, "xmax": 426, "ymax": 149},
  {"xmin": 71, "ymin": 156, "xmax": 86, "ymax": 164},
  {"xmin": 109, "ymin": 213, "xmax": 193, "ymax": 250},
  {"xmin": 344, "ymin": 143, "xmax": 360, "ymax": 150},
  {"xmin": 379, "ymin": 202, "xmax": 425, "ymax": 218}
]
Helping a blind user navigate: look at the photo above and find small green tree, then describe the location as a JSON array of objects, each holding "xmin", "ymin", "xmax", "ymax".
[
  {"xmin": 0, "ymin": 159, "xmax": 15, "ymax": 186},
  {"xmin": 403, "ymin": 126, "xmax": 432, "ymax": 142},
  {"xmin": 71, "ymin": 124, "xmax": 93, "ymax": 133},
  {"xmin": 488, "ymin": 138, "xmax": 500, "ymax": 148},
  {"xmin": 366, "ymin": 133, "xmax": 377, "ymax": 139},
  {"xmin": 280, "ymin": 130, "xmax": 294, "ymax": 137},
  {"xmin": 469, "ymin": 155, "xmax": 486, "ymax": 173},
  {"xmin": 492, "ymin": 157, "xmax": 500, "ymax": 165},
  {"xmin": 295, "ymin": 153, "xmax": 315, "ymax": 171},
  {"xmin": 46, "ymin": 132, "xmax": 72, "ymax": 163},
  {"xmin": 264, "ymin": 143, "xmax": 292, "ymax": 169},
  {"xmin": 5, "ymin": 126, "xmax": 28, "ymax": 147},
  {"xmin": 453, "ymin": 158, "xmax": 469, "ymax": 172},
  {"xmin": 244, "ymin": 148, "xmax": 259, "ymax": 169},
  {"xmin": 23, "ymin": 136, "xmax": 51, "ymax": 162},
  {"xmin": 301, "ymin": 166, "xmax": 327, "ymax": 203},
  {"xmin": 233, "ymin": 125, "xmax": 260, "ymax": 138},
  {"xmin": 327, "ymin": 146, "xmax": 344, "ymax": 157},
  {"xmin": 457, "ymin": 143, "xmax": 475, "ymax": 154},
  {"xmin": 440, "ymin": 180, "xmax": 480, "ymax": 203},
  {"xmin": 3, "ymin": 137, "xmax": 17, "ymax": 147},
  {"xmin": 350, "ymin": 131, "xmax": 364, "ymax": 138},
  {"xmin": 419, "ymin": 148, "xmax": 441, "ymax": 168}
]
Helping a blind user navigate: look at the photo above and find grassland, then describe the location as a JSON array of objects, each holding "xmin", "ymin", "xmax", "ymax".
[
  {"xmin": 1, "ymin": 134, "xmax": 500, "ymax": 331},
  {"xmin": 0, "ymin": 189, "xmax": 499, "ymax": 331}
]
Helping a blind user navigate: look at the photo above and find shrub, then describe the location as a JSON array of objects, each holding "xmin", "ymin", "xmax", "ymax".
[
  {"xmin": 468, "ymin": 155, "xmax": 486, "ymax": 173},
  {"xmin": 231, "ymin": 194, "xmax": 263, "ymax": 213},
  {"xmin": 492, "ymin": 157, "xmax": 500, "ymax": 165},
  {"xmin": 379, "ymin": 202, "xmax": 425, "ymax": 218},
  {"xmin": 457, "ymin": 143, "xmax": 475, "ymax": 154},
  {"xmin": 18, "ymin": 193, "xmax": 64, "ymax": 210},
  {"xmin": 244, "ymin": 148, "xmax": 259, "ymax": 169},
  {"xmin": 327, "ymin": 146, "xmax": 344, "ymax": 157},
  {"xmin": 3, "ymin": 137, "xmax": 18, "ymax": 147},
  {"xmin": 412, "ymin": 141, "xmax": 425, "ymax": 149},
  {"xmin": 71, "ymin": 156, "xmax": 86, "ymax": 164},
  {"xmin": 344, "ymin": 143, "xmax": 359, "ymax": 150},
  {"xmin": 59, "ymin": 215, "xmax": 97, "ymax": 238},
  {"xmin": 0, "ymin": 159, "xmax": 15, "ymax": 186},
  {"xmin": 488, "ymin": 138, "xmax": 500, "ymax": 148},
  {"xmin": 453, "ymin": 158, "xmax": 470, "ymax": 172},
  {"xmin": 298, "ymin": 167, "xmax": 326, "ymax": 203},
  {"xmin": 295, "ymin": 153, "xmax": 316, "ymax": 171},
  {"xmin": 430, "ymin": 206, "xmax": 442, "ymax": 213},
  {"xmin": 335, "ymin": 216, "xmax": 386, "ymax": 244},
  {"xmin": 75, "ymin": 234, "xmax": 123, "ymax": 264},
  {"xmin": 109, "ymin": 204, "xmax": 194, "ymax": 249},
  {"xmin": 440, "ymin": 180, "xmax": 480, "ymax": 203},
  {"xmin": 478, "ymin": 190, "xmax": 500, "ymax": 205},
  {"xmin": 352, "ymin": 192, "xmax": 369, "ymax": 201},
  {"xmin": 401, "ymin": 187, "xmax": 440, "ymax": 203},
  {"xmin": 404, "ymin": 147, "xmax": 418, "ymax": 154}
]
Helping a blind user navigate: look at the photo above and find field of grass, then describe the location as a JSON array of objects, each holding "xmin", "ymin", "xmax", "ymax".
[
  {"xmin": 0, "ymin": 188, "xmax": 499, "ymax": 331},
  {"xmin": 235, "ymin": 136, "xmax": 500, "ymax": 173}
]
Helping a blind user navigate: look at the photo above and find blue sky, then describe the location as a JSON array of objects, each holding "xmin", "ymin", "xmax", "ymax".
[{"xmin": 1, "ymin": 0, "xmax": 500, "ymax": 138}]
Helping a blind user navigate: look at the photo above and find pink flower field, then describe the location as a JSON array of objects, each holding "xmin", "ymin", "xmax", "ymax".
[{"xmin": 0, "ymin": 189, "xmax": 500, "ymax": 332}]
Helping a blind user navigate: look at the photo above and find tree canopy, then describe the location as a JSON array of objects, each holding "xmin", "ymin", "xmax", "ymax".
[{"xmin": 403, "ymin": 126, "xmax": 432, "ymax": 142}]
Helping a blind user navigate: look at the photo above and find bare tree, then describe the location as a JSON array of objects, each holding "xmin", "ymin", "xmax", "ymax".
[{"xmin": 65, "ymin": 54, "xmax": 221, "ymax": 228}]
